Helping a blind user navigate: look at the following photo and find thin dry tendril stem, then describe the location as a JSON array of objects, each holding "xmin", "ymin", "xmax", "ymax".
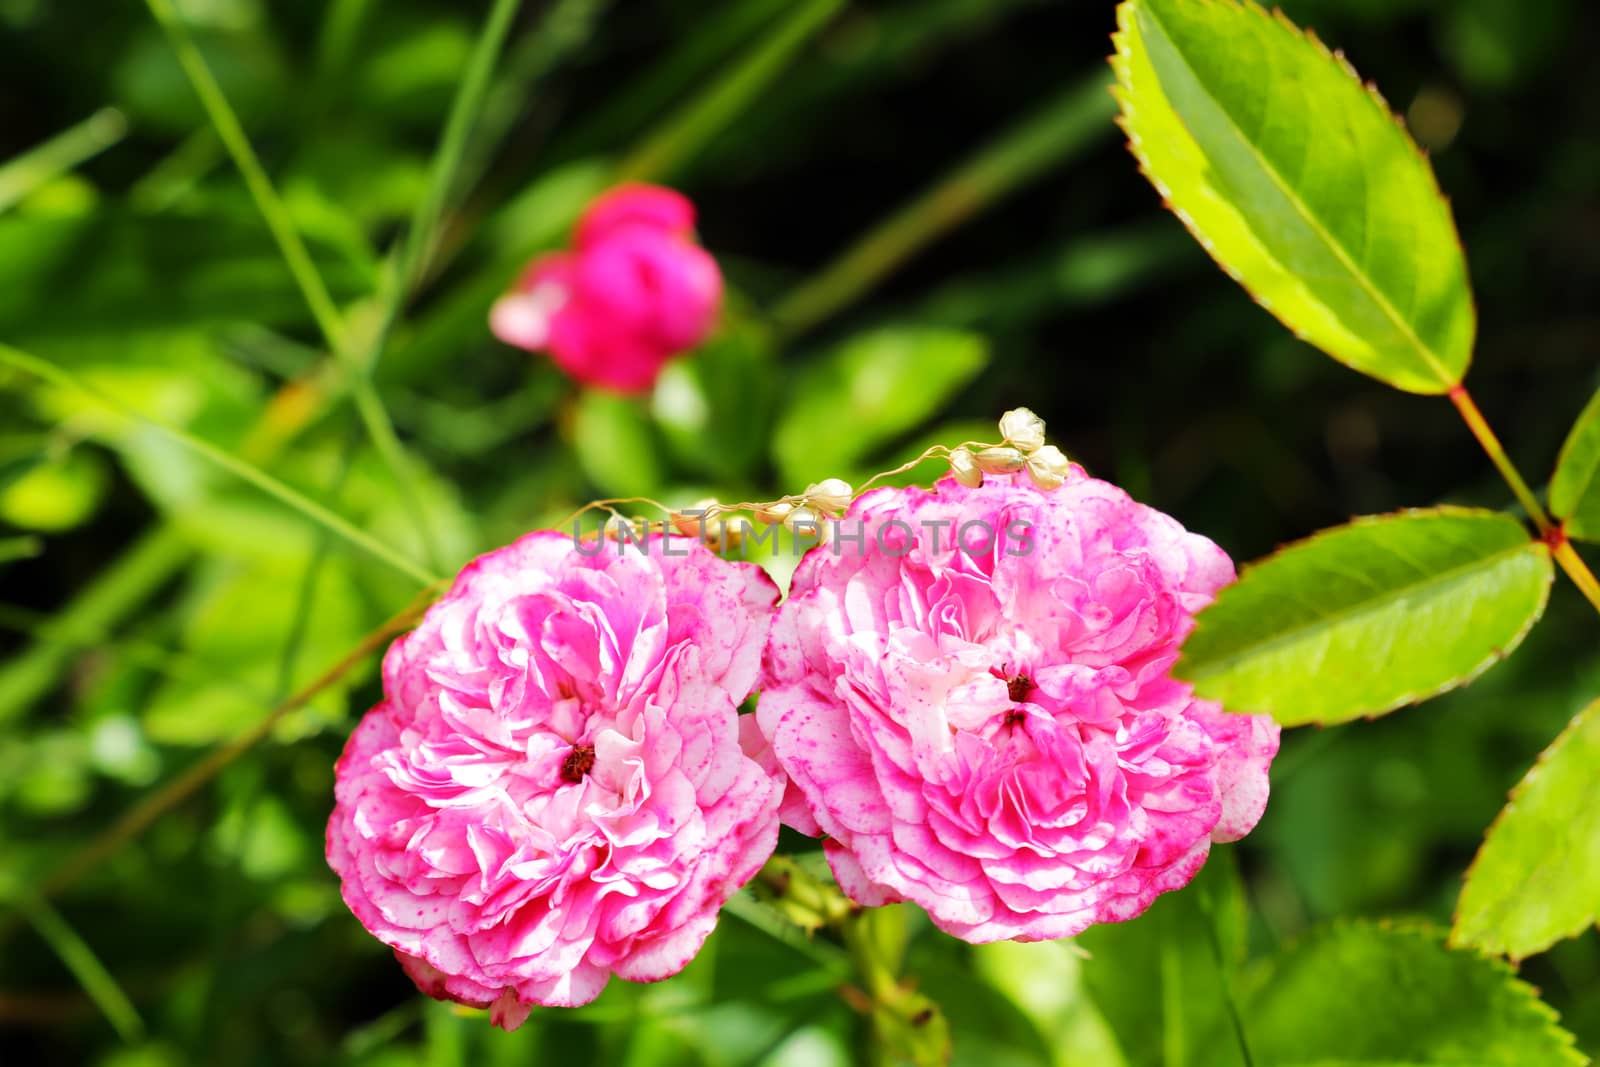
[{"xmin": 556, "ymin": 442, "xmax": 996, "ymax": 543}]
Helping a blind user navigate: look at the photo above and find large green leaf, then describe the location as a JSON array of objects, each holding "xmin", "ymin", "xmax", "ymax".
[
  {"xmin": 1177, "ymin": 508, "xmax": 1552, "ymax": 725},
  {"xmin": 1232, "ymin": 923, "xmax": 1584, "ymax": 1066},
  {"xmin": 1453, "ymin": 697, "xmax": 1600, "ymax": 960},
  {"xmin": 1550, "ymin": 385, "xmax": 1600, "ymax": 541},
  {"xmin": 1112, "ymin": 0, "xmax": 1475, "ymax": 393},
  {"xmin": 772, "ymin": 327, "xmax": 988, "ymax": 487}
]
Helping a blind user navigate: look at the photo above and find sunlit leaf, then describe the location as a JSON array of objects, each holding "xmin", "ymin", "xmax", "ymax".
[
  {"xmin": 1549, "ymin": 384, "xmax": 1600, "ymax": 541},
  {"xmin": 1177, "ymin": 508, "xmax": 1552, "ymax": 725},
  {"xmin": 1453, "ymin": 697, "xmax": 1600, "ymax": 960},
  {"xmin": 1113, "ymin": 0, "xmax": 1475, "ymax": 393},
  {"xmin": 0, "ymin": 449, "xmax": 109, "ymax": 532}
]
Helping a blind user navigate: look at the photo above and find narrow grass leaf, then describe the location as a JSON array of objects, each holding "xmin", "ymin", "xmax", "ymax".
[
  {"xmin": 11, "ymin": 893, "xmax": 143, "ymax": 1042},
  {"xmin": 0, "ymin": 108, "xmax": 128, "ymax": 214},
  {"xmin": 0, "ymin": 344, "xmax": 439, "ymax": 586},
  {"xmin": 618, "ymin": 0, "xmax": 844, "ymax": 182}
]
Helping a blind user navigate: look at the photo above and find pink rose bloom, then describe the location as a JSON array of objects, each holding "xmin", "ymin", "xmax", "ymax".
[
  {"xmin": 327, "ymin": 531, "xmax": 782, "ymax": 1027},
  {"xmin": 757, "ymin": 469, "xmax": 1279, "ymax": 943},
  {"xmin": 490, "ymin": 184, "xmax": 722, "ymax": 393}
]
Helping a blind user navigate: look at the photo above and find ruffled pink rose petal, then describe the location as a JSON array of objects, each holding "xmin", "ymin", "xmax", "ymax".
[
  {"xmin": 328, "ymin": 532, "xmax": 782, "ymax": 1026},
  {"xmin": 757, "ymin": 469, "xmax": 1279, "ymax": 943}
]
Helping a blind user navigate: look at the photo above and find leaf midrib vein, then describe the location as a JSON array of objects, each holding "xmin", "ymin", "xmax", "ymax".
[
  {"xmin": 1185, "ymin": 539, "xmax": 1536, "ymax": 679},
  {"xmin": 1139, "ymin": 0, "xmax": 1454, "ymax": 386}
]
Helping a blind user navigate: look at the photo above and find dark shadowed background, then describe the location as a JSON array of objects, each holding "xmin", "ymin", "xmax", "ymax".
[{"xmin": 2, "ymin": 0, "xmax": 1598, "ymax": 1064}]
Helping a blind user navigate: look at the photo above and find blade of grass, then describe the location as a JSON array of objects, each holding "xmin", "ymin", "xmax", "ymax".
[
  {"xmin": 617, "ymin": 0, "xmax": 845, "ymax": 182},
  {"xmin": 0, "ymin": 108, "xmax": 128, "ymax": 213},
  {"xmin": 310, "ymin": 0, "xmax": 378, "ymax": 101},
  {"xmin": 9, "ymin": 892, "xmax": 143, "ymax": 1042},
  {"xmin": 0, "ymin": 587, "xmax": 440, "ymax": 944},
  {"xmin": 439, "ymin": 0, "xmax": 612, "ymax": 268},
  {"xmin": 1197, "ymin": 888, "xmax": 1256, "ymax": 1067},
  {"xmin": 551, "ymin": 0, "xmax": 788, "ymax": 163},
  {"xmin": 127, "ymin": 127, "xmax": 222, "ymax": 212},
  {"xmin": 0, "ymin": 523, "xmax": 190, "ymax": 724},
  {"xmin": 389, "ymin": 0, "xmax": 527, "ymax": 305},
  {"xmin": 0, "ymin": 344, "xmax": 440, "ymax": 587},
  {"xmin": 143, "ymin": 0, "xmax": 347, "ymax": 351},
  {"xmin": 142, "ymin": 0, "xmax": 445, "ymax": 572},
  {"xmin": 355, "ymin": 0, "xmax": 529, "ymax": 386},
  {"xmin": 0, "ymin": 601, "xmax": 274, "ymax": 707},
  {"xmin": 274, "ymin": 421, "xmax": 361, "ymax": 699},
  {"xmin": 773, "ymin": 70, "xmax": 1116, "ymax": 339}
]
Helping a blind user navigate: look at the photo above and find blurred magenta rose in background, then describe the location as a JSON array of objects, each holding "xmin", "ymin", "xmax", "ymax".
[
  {"xmin": 327, "ymin": 531, "xmax": 781, "ymax": 1027},
  {"xmin": 490, "ymin": 184, "xmax": 723, "ymax": 393},
  {"xmin": 758, "ymin": 468, "xmax": 1280, "ymax": 943}
]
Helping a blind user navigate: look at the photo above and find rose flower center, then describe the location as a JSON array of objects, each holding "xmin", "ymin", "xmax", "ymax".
[{"xmin": 561, "ymin": 744, "xmax": 597, "ymax": 784}]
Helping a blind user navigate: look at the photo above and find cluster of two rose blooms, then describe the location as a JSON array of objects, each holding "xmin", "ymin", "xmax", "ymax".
[{"xmin": 327, "ymin": 185, "xmax": 1280, "ymax": 1030}]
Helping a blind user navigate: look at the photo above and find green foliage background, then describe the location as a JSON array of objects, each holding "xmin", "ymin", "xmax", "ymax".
[{"xmin": 2, "ymin": 0, "xmax": 1598, "ymax": 1064}]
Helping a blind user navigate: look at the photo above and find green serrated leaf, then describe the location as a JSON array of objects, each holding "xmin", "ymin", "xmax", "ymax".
[
  {"xmin": 1550, "ymin": 385, "xmax": 1600, "ymax": 541},
  {"xmin": 1112, "ymin": 0, "xmax": 1475, "ymax": 393},
  {"xmin": 772, "ymin": 327, "xmax": 988, "ymax": 487},
  {"xmin": 1177, "ymin": 508, "xmax": 1552, "ymax": 726},
  {"xmin": 1235, "ymin": 922, "xmax": 1584, "ymax": 1066},
  {"xmin": 1453, "ymin": 697, "xmax": 1600, "ymax": 961}
]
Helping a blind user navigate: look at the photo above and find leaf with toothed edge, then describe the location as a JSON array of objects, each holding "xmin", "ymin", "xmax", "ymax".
[
  {"xmin": 1175, "ymin": 508, "xmax": 1553, "ymax": 726},
  {"xmin": 1453, "ymin": 697, "xmax": 1600, "ymax": 962},
  {"xmin": 1550, "ymin": 384, "xmax": 1600, "ymax": 541},
  {"xmin": 1111, "ymin": 0, "xmax": 1475, "ymax": 394},
  {"xmin": 1231, "ymin": 921, "xmax": 1585, "ymax": 1067}
]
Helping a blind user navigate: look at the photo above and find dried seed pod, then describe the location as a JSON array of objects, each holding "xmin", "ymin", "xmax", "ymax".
[
  {"xmin": 783, "ymin": 505, "xmax": 824, "ymax": 539},
  {"xmin": 805, "ymin": 478, "xmax": 853, "ymax": 515},
  {"xmin": 1026, "ymin": 445, "xmax": 1071, "ymax": 491},
  {"xmin": 975, "ymin": 446, "xmax": 1027, "ymax": 474},
  {"xmin": 949, "ymin": 448, "xmax": 984, "ymax": 488},
  {"xmin": 998, "ymin": 407, "xmax": 1047, "ymax": 454},
  {"xmin": 671, "ymin": 510, "xmax": 709, "ymax": 539},
  {"xmin": 753, "ymin": 500, "xmax": 794, "ymax": 525},
  {"xmin": 706, "ymin": 514, "xmax": 741, "ymax": 553}
]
